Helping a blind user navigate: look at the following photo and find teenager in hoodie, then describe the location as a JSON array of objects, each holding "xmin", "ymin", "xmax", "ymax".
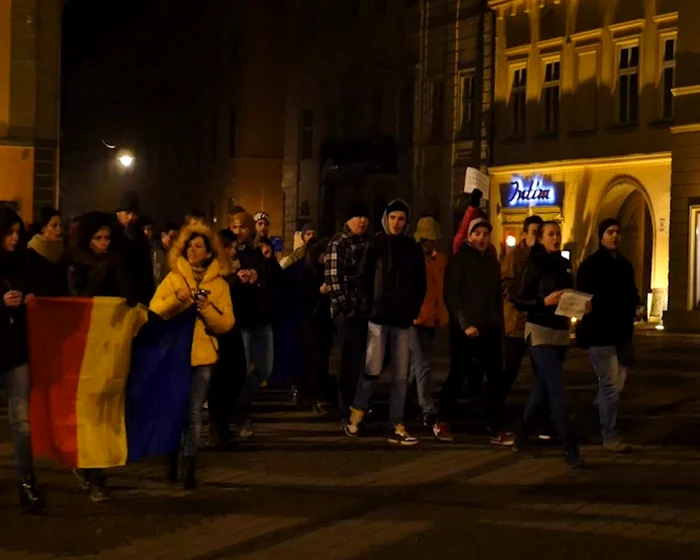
[
  {"xmin": 434, "ymin": 218, "xmax": 505, "ymax": 444},
  {"xmin": 344, "ymin": 199, "xmax": 427, "ymax": 446},
  {"xmin": 26, "ymin": 206, "xmax": 69, "ymax": 297}
]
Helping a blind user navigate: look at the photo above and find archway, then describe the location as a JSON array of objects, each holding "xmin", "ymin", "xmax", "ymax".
[{"xmin": 594, "ymin": 178, "xmax": 654, "ymax": 302}]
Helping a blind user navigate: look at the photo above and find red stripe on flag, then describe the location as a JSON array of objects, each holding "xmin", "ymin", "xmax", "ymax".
[{"xmin": 28, "ymin": 297, "xmax": 93, "ymax": 468}]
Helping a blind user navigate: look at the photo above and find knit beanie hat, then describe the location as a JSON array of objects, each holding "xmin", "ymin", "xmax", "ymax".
[
  {"xmin": 414, "ymin": 216, "xmax": 442, "ymax": 242},
  {"xmin": 346, "ymin": 200, "xmax": 370, "ymax": 221},
  {"xmin": 253, "ymin": 212, "xmax": 270, "ymax": 224},
  {"xmin": 117, "ymin": 190, "xmax": 140, "ymax": 213},
  {"xmin": 39, "ymin": 206, "xmax": 60, "ymax": 229},
  {"xmin": 598, "ymin": 218, "xmax": 621, "ymax": 241},
  {"xmin": 385, "ymin": 199, "xmax": 410, "ymax": 222},
  {"xmin": 468, "ymin": 217, "xmax": 492, "ymax": 236},
  {"xmin": 301, "ymin": 222, "xmax": 316, "ymax": 234}
]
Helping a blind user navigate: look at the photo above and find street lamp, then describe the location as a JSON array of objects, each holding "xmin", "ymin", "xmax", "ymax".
[{"xmin": 118, "ymin": 153, "xmax": 134, "ymax": 168}]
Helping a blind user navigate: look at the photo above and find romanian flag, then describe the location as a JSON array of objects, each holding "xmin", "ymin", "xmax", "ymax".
[{"xmin": 27, "ymin": 297, "xmax": 196, "ymax": 469}]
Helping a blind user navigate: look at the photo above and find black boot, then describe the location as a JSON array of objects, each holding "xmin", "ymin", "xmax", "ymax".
[
  {"xmin": 166, "ymin": 452, "xmax": 179, "ymax": 484},
  {"xmin": 183, "ymin": 456, "xmax": 196, "ymax": 491},
  {"xmin": 19, "ymin": 472, "xmax": 45, "ymax": 514}
]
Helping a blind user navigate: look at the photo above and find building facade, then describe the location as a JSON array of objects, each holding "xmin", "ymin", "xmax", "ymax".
[
  {"xmin": 487, "ymin": 0, "xmax": 677, "ymax": 320},
  {"xmin": 0, "ymin": 0, "xmax": 61, "ymax": 223},
  {"xmin": 280, "ymin": 0, "xmax": 493, "ymax": 246}
]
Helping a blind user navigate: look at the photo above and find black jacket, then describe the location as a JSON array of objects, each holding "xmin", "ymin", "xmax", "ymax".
[
  {"xmin": 358, "ymin": 232, "xmax": 426, "ymax": 328},
  {"xmin": 514, "ymin": 245, "xmax": 573, "ymax": 331},
  {"xmin": 576, "ymin": 248, "xmax": 639, "ymax": 347},
  {"xmin": 110, "ymin": 218, "xmax": 155, "ymax": 305},
  {"xmin": 0, "ymin": 251, "xmax": 28, "ymax": 372},
  {"xmin": 67, "ymin": 249, "xmax": 129, "ymax": 298},
  {"xmin": 25, "ymin": 237, "xmax": 69, "ymax": 297},
  {"xmin": 235, "ymin": 243, "xmax": 281, "ymax": 330},
  {"xmin": 293, "ymin": 258, "xmax": 331, "ymax": 321},
  {"xmin": 444, "ymin": 242, "xmax": 503, "ymax": 333}
]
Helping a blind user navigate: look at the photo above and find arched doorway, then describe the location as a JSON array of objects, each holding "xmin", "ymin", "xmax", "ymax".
[
  {"xmin": 594, "ymin": 179, "xmax": 654, "ymax": 302},
  {"xmin": 617, "ymin": 190, "xmax": 653, "ymax": 299}
]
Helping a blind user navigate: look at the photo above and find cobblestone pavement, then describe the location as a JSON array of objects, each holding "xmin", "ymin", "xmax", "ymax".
[{"xmin": 1, "ymin": 328, "xmax": 700, "ymax": 559}]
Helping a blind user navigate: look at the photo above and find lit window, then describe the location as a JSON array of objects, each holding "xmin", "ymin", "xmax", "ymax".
[
  {"xmin": 661, "ymin": 37, "xmax": 676, "ymax": 120},
  {"xmin": 459, "ymin": 73, "xmax": 476, "ymax": 140},
  {"xmin": 618, "ymin": 45, "xmax": 639, "ymax": 125},
  {"xmin": 542, "ymin": 60, "xmax": 560, "ymax": 134},
  {"xmin": 511, "ymin": 67, "xmax": 527, "ymax": 136},
  {"xmin": 429, "ymin": 80, "xmax": 444, "ymax": 143},
  {"xmin": 301, "ymin": 109, "xmax": 313, "ymax": 159}
]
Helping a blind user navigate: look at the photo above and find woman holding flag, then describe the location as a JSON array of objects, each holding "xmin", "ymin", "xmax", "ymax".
[
  {"xmin": 150, "ymin": 222, "xmax": 234, "ymax": 490},
  {"xmin": 0, "ymin": 207, "xmax": 44, "ymax": 513}
]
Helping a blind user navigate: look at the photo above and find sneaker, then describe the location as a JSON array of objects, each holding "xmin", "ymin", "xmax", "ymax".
[
  {"xmin": 603, "ymin": 438, "xmax": 632, "ymax": 454},
  {"xmin": 239, "ymin": 420, "xmax": 254, "ymax": 441},
  {"xmin": 344, "ymin": 407, "xmax": 365, "ymax": 438},
  {"xmin": 433, "ymin": 422, "xmax": 454, "ymax": 442},
  {"xmin": 90, "ymin": 484, "xmax": 111, "ymax": 503},
  {"xmin": 490, "ymin": 431, "xmax": 515, "ymax": 447},
  {"xmin": 73, "ymin": 469, "xmax": 90, "ymax": 491},
  {"xmin": 388, "ymin": 424, "xmax": 419, "ymax": 446}
]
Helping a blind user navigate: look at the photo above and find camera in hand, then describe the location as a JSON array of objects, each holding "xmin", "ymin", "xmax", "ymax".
[{"xmin": 194, "ymin": 289, "xmax": 210, "ymax": 301}]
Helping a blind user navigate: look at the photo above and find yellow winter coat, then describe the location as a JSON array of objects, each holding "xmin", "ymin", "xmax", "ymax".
[{"xmin": 149, "ymin": 224, "xmax": 235, "ymax": 367}]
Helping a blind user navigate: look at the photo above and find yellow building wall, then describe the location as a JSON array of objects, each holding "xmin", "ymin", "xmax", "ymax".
[
  {"xmin": 0, "ymin": 0, "xmax": 11, "ymax": 136},
  {"xmin": 489, "ymin": 154, "xmax": 671, "ymax": 298},
  {"xmin": 0, "ymin": 145, "xmax": 35, "ymax": 222}
]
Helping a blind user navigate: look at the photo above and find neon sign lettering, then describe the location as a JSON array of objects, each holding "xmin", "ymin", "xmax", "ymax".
[{"xmin": 507, "ymin": 176, "xmax": 556, "ymax": 207}]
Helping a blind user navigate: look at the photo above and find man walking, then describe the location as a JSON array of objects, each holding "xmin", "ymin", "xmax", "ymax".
[
  {"xmin": 434, "ymin": 218, "xmax": 504, "ymax": 443},
  {"xmin": 344, "ymin": 199, "xmax": 426, "ymax": 445},
  {"xmin": 577, "ymin": 218, "xmax": 638, "ymax": 453},
  {"xmin": 325, "ymin": 201, "xmax": 370, "ymax": 420}
]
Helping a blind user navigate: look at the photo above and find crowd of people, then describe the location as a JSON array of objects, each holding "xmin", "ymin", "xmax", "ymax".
[{"xmin": 0, "ymin": 186, "xmax": 640, "ymax": 513}]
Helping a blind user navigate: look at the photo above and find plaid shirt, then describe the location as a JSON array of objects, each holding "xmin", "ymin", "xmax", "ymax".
[{"xmin": 324, "ymin": 225, "xmax": 368, "ymax": 317}]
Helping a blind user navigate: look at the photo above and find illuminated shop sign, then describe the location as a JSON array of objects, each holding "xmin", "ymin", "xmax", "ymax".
[{"xmin": 500, "ymin": 176, "xmax": 562, "ymax": 208}]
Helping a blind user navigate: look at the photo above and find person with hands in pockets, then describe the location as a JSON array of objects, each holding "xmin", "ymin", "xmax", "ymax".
[{"xmin": 150, "ymin": 222, "xmax": 234, "ymax": 490}]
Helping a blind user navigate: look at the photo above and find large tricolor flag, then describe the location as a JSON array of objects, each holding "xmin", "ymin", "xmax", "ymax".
[{"xmin": 27, "ymin": 297, "xmax": 196, "ymax": 469}]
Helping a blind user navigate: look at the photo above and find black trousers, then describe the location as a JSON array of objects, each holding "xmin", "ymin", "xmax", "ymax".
[
  {"xmin": 439, "ymin": 328, "xmax": 504, "ymax": 432},
  {"xmin": 335, "ymin": 315, "xmax": 368, "ymax": 418},
  {"xmin": 209, "ymin": 326, "xmax": 247, "ymax": 440},
  {"xmin": 298, "ymin": 315, "xmax": 335, "ymax": 403}
]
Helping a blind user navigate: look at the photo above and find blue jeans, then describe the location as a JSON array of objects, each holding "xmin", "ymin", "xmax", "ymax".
[
  {"xmin": 589, "ymin": 345, "xmax": 627, "ymax": 442},
  {"xmin": 409, "ymin": 326, "xmax": 437, "ymax": 418},
  {"xmin": 235, "ymin": 324, "xmax": 274, "ymax": 422},
  {"xmin": 2, "ymin": 364, "xmax": 33, "ymax": 478},
  {"xmin": 183, "ymin": 366, "xmax": 212, "ymax": 457},
  {"xmin": 353, "ymin": 322, "xmax": 411, "ymax": 427}
]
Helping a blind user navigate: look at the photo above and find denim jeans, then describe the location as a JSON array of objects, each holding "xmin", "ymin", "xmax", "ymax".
[
  {"xmin": 2, "ymin": 364, "xmax": 33, "ymax": 478},
  {"xmin": 589, "ymin": 345, "xmax": 627, "ymax": 442},
  {"xmin": 520, "ymin": 343, "xmax": 577, "ymax": 456},
  {"xmin": 235, "ymin": 324, "xmax": 274, "ymax": 422},
  {"xmin": 335, "ymin": 315, "xmax": 368, "ymax": 419},
  {"xmin": 353, "ymin": 322, "xmax": 411, "ymax": 427},
  {"xmin": 183, "ymin": 366, "xmax": 212, "ymax": 457},
  {"xmin": 409, "ymin": 326, "xmax": 437, "ymax": 418}
]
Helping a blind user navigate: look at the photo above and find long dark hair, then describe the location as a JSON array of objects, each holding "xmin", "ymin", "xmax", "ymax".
[{"xmin": 0, "ymin": 207, "xmax": 26, "ymax": 254}]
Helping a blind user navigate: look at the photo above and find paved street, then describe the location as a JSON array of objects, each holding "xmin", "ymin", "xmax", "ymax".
[{"xmin": 2, "ymin": 327, "xmax": 700, "ymax": 559}]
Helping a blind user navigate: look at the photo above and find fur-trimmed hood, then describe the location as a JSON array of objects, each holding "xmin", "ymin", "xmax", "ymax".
[{"xmin": 168, "ymin": 222, "xmax": 231, "ymax": 283}]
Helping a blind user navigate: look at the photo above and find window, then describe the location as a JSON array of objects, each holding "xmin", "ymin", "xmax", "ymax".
[
  {"xmin": 542, "ymin": 60, "xmax": 560, "ymax": 134},
  {"xmin": 301, "ymin": 109, "xmax": 313, "ymax": 159},
  {"xmin": 324, "ymin": 104, "xmax": 338, "ymax": 141},
  {"xmin": 661, "ymin": 37, "xmax": 676, "ymax": 120},
  {"xmin": 429, "ymin": 80, "xmax": 444, "ymax": 142},
  {"xmin": 376, "ymin": 0, "xmax": 388, "ymax": 14},
  {"xmin": 618, "ymin": 45, "xmax": 639, "ymax": 125},
  {"xmin": 510, "ymin": 66, "xmax": 527, "ymax": 136},
  {"xmin": 371, "ymin": 88, "xmax": 383, "ymax": 134},
  {"xmin": 228, "ymin": 107, "xmax": 237, "ymax": 158},
  {"xmin": 459, "ymin": 73, "xmax": 476, "ymax": 140}
]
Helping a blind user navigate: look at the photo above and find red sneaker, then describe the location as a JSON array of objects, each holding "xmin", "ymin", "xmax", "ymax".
[
  {"xmin": 490, "ymin": 431, "xmax": 515, "ymax": 447},
  {"xmin": 433, "ymin": 422, "xmax": 454, "ymax": 442}
]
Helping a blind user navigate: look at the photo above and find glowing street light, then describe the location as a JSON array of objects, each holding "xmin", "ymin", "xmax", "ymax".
[
  {"xmin": 118, "ymin": 154, "xmax": 134, "ymax": 168},
  {"xmin": 505, "ymin": 234, "xmax": 517, "ymax": 248}
]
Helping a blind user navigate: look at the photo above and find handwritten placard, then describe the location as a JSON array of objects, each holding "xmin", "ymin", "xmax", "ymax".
[{"xmin": 555, "ymin": 289, "xmax": 593, "ymax": 320}]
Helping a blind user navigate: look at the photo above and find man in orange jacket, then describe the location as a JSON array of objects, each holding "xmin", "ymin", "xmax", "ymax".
[{"xmin": 410, "ymin": 216, "xmax": 449, "ymax": 427}]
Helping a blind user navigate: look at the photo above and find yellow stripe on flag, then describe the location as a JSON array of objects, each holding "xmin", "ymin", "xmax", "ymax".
[{"xmin": 76, "ymin": 298, "xmax": 149, "ymax": 468}]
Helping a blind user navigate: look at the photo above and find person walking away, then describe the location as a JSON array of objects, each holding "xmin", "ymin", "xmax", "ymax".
[
  {"xmin": 150, "ymin": 223, "xmax": 234, "ymax": 489},
  {"xmin": 67, "ymin": 212, "xmax": 131, "ymax": 501},
  {"xmin": 410, "ymin": 216, "xmax": 449, "ymax": 428},
  {"xmin": 229, "ymin": 211, "xmax": 280, "ymax": 439},
  {"xmin": 325, "ymin": 201, "xmax": 370, "ymax": 421},
  {"xmin": 26, "ymin": 206, "xmax": 69, "ymax": 297},
  {"xmin": 291, "ymin": 237, "xmax": 334, "ymax": 415},
  {"xmin": 110, "ymin": 191, "xmax": 155, "ymax": 305},
  {"xmin": 0, "ymin": 208, "xmax": 44, "ymax": 513},
  {"xmin": 280, "ymin": 222, "xmax": 318, "ymax": 269},
  {"xmin": 434, "ymin": 218, "xmax": 504, "ymax": 443},
  {"xmin": 344, "ymin": 200, "xmax": 426, "ymax": 445},
  {"xmin": 500, "ymin": 216, "xmax": 543, "ymax": 438},
  {"xmin": 207, "ymin": 229, "xmax": 247, "ymax": 447},
  {"xmin": 152, "ymin": 222, "xmax": 179, "ymax": 286},
  {"xmin": 576, "ymin": 218, "xmax": 638, "ymax": 454},
  {"xmin": 513, "ymin": 221, "xmax": 585, "ymax": 468}
]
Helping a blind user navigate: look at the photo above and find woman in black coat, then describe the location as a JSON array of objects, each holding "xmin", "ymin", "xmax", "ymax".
[
  {"xmin": 513, "ymin": 221, "xmax": 583, "ymax": 468},
  {"xmin": 26, "ymin": 206, "xmax": 69, "ymax": 297},
  {"xmin": 0, "ymin": 207, "xmax": 44, "ymax": 513}
]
